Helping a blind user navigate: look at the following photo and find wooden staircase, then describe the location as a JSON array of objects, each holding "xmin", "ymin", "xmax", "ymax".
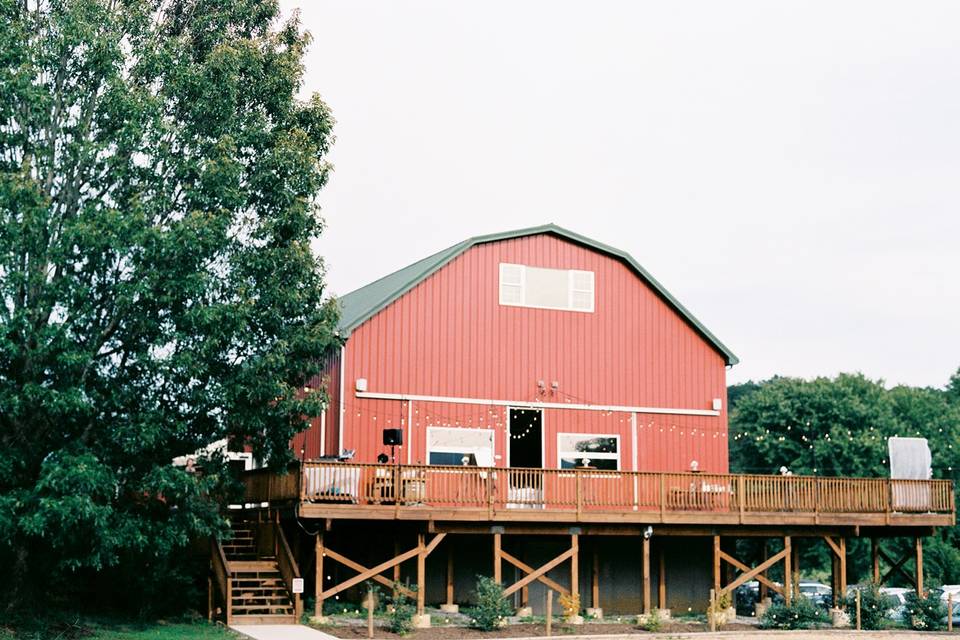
[{"xmin": 211, "ymin": 519, "xmax": 302, "ymax": 625}]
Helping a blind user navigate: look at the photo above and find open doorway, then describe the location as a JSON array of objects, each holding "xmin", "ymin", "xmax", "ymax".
[
  {"xmin": 507, "ymin": 408, "xmax": 543, "ymax": 508},
  {"xmin": 508, "ymin": 408, "xmax": 542, "ymax": 468}
]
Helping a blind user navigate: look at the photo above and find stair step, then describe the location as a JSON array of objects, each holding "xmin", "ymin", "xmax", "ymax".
[
  {"xmin": 233, "ymin": 597, "xmax": 292, "ymax": 606},
  {"xmin": 232, "ymin": 604, "xmax": 294, "ymax": 613},
  {"xmin": 231, "ymin": 561, "xmax": 278, "ymax": 571}
]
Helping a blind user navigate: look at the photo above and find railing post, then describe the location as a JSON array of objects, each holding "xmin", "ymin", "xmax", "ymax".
[
  {"xmin": 576, "ymin": 468, "xmax": 583, "ymax": 520},
  {"xmin": 737, "ymin": 475, "xmax": 744, "ymax": 523},
  {"xmin": 299, "ymin": 460, "xmax": 306, "ymax": 503},
  {"xmin": 659, "ymin": 473, "xmax": 665, "ymax": 520},
  {"xmin": 487, "ymin": 469, "xmax": 494, "ymax": 519}
]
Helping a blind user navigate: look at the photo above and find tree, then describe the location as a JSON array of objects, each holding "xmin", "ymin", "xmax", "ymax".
[
  {"xmin": 729, "ymin": 371, "xmax": 960, "ymax": 585},
  {"xmin": 0, "ymin": 0, "xmax": 339, "ymax": 611}
]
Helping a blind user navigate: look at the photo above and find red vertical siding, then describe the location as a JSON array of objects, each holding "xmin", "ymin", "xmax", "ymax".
[
  {"xmin": 291, "ymin": 347, "xmax": 342, "ymax": 459},
  {"xmin": 303, "ymin": 233, "xmax": 730, "ymax": 472}
]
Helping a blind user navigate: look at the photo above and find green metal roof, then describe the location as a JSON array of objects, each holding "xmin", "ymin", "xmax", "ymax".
[{"xmin": 336, "ymin": 223, "xmax": 738, "ymax": 365}]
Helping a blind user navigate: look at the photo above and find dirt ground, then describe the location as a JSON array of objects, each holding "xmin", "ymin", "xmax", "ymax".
[{"xmin": 319, "ymin": 622, "xmax": 960, "ymax": 640}]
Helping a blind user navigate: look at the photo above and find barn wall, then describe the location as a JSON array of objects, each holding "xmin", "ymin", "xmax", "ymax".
[
  {"xmin": 291, "ymin": 347, "xmax": 342, "ymax": 459},
  {"xmin": 304, "ymin": 233, "xmax": 729, "ymax": 472}
]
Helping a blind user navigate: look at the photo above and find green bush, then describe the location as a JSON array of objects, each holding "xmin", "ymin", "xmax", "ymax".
[
  {"xmin": 387, "ymin": 589, "xmax": 416, "ymax": 635},
  {"xmin": 843, "ymin": 583, "xmax": 894, "ymax": 630},
  {"xmin": 904, "ymin": 590, "xmax": 946, "ymax": 631},
  {"xmin": 759, "ymin": 597, "xmax": 828, "ymax": 629},
  {"xmin": 465, "ymin": 576, "xmax": 514, "ymax": 631},
  {"xmin": 637, "ymin": 609, "xmax": 663, "ymax": 632}
]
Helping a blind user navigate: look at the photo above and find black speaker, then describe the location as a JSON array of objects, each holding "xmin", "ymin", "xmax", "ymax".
[{"xmin": 383, "ymin": 428, "xmax": 403, "ymax": 446}]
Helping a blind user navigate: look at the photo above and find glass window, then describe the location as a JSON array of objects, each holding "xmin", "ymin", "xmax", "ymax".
[
  {"xmin": 557, "ymin": 433, "xmax": 620, "ymax": 470},
  {"xmin": 427, "ymin": 427, "xmax": 495, "ymax": 467},
  {"xmin": 499, "ymin": 263, "xmax": 595, "ymax": 312}
]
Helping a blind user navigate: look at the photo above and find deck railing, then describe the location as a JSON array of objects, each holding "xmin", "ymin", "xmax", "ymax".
[{"xmin": 244, "ymin": 462, "xmax": 954, "ymax": 518}]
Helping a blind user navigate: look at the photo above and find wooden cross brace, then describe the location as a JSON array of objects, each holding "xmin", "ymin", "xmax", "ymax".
[
  {"xmin": 501, "ymin": 541, "xmax": 578, "ymax": 598},
  {"xmin": 319, "ymin": 533, "xmax": 446, "ymax": 601},
  {"xmin": 717, "ymin": 547, "xmax": 789, "ymax": 598},
  {"xmin": 877, "ymin": 546, "xmax": 916, "ymax": 588}
]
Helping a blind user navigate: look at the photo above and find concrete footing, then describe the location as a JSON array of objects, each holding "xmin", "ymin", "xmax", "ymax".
[
  {"xmin": 412, "ymin": 614, "xmax": 431, "ymax": 629},
  {"xmin": 585, "ymin": 607, "xmax": 603, "ymax": 619},
  {"xmin": 515, "ymin": 606, "xmax": 533, "ymax": 617},
  {"xmin": 307, "ymin": 616, "xmax": 330, "ymax": 625},
  {"xmin": 830, "ymin": 607, "xmax": 851, "ymax": 628},
  {"xmin": 565, "ymin": 615, "xmax": 584, "ymax": 625},
  {"xmin": 439, "ymin": 603, "xmax": 459, "ymax": 613}
]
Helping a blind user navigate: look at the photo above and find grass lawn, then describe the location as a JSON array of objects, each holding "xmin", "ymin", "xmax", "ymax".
[{"xmin": 1, "ymin": 620, "xmax": 240, "ymax": 640}]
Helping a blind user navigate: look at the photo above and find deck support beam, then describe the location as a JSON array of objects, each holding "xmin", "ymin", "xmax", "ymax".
[
  {"xmin": 658, "ymin": 545, "xmax": 666, "ymax": 610},
  {"xmin": 317, "ymin": 533, "xmax": 445, "ymax": 605},
  {"xmin": 591, "ymin": 547, "xmax": 600, "ymax": 610},
  {"xmin": 493, "ymin": 533, "xmax": 502, "ymax": 584},
  {"xmin": 642, "ymin": 536, "xmax": 651, "ymax": 614},
  {"xmin": 824, "ymin": 536, "xmax": 846, "ymax": 608},
  {"xmin": 315, "ymin": 533, "xmax": 324, "ymax": 618},
  {"xmin": 501, "ymin": 535, "xmax": 579, "ymax": 598},
  {"xmin": 445, "ymin": 544, "xmax": 455, "ymax": 607},
  {"xmin": 915, "ymin": 536, "xmax": 924, "ymax": 596}
]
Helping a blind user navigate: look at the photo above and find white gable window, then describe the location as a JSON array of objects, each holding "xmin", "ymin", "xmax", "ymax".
[
  {"xmin": 498, "ymin": 263, "xmax": 594, "ymax": 312},
  {"xmin": 557, "ymin": 433, "xmax": 620, "ymax": 470}
]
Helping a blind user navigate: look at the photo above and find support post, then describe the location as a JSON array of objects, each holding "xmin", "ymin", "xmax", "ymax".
[
  {"xmin": 446, "ymin": 544, "xmax": 455, "ymax": 606},
  {"xmin": 417, "ymin": 533, "xmax": 426, "ymax": 617},
  {"xmin": 570, "ymin": 534, "xmax": 579, "ymax": 604},
  {"xmin": 712, "ymin": 536, "xmax": 721, "ymax": 599},
  {"xmin": 315, "ymin": 533, "xmax": 325, "ymax": 618},
  {"xmin": 393, "ymin": 539, "xmax": 401, "ymax": 598},
  {"xmin": 546, "ymin": 589, "xmax": 553, "ymax": 636},
  {"xmin": 791, "ymin": 540, "xmax": 800, "ymax": 585},
  {"xmin": 915, "ymin": 536, "xmax": 924, "ymax": 596},
  {"xmin": 759, "ymin": 541, "xmax": 768, "ymax": 602},
  {"xmin": 856, "ymin": 589, "xmax": 861, "ymax": 630},
  {"xmin": 642, "ymin": 535, "xmax": 651, "ymax": 614},
  {"xmin": 839, "ymin": 538, "xmax": 847, "ymax": 599},
  {"xmin": 591, "ymin": 547, "xmax": 599, "ymax": 609},
  {"xmin": 658, "ymin": 546, "xmax": 666, "ymax": 610},
  {"xmin": 494, "ymin": 533, "xmax": 502, "ymax": 584},
  {"xmin": 709, "ymin": 589, "xmax": 716, "ymax": 632},
  {"xmin": 783, "ymin": 536, "xmax": 792, "ymax": 607},
  {"xmin": 949, "ymin": 592, "xmax": 954, "ymax": 632},
  {"xmin": 872, "ymin": 538, "xmax": 880, "ymax": 584}
]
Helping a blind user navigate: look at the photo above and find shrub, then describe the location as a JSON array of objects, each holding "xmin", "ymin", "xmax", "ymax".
[
  {"xmin": 387, "ymin": 589, "xmax": 416, "ymax": 635},
  {"xmin": 637, "ymin": 609, "xmax": 662, "ymax": 632},
  {"xmin": 466, "ymin": 576, "xmax": 513, "ymax": 631},
  {"xmin": 558, "ymin": 592, "xmax": 580, "ymax": 619},
  {"xmin": 760, "ymin": 597, "xmax": 828, "ymax": 629},
  {"xmin": 843, "ymin": 583, "xmax": 894, "ymax": 630},
  {"xmin": 904, "ymin": 590, "xmax": 946, "ymax": 631}
]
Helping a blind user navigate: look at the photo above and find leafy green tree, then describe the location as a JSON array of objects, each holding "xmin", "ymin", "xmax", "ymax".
[
  {"xmin": 0, "ymin": 0, "xmax": 338, "ymax": 611},
  {"xmin": 729, "ymin": 372, "xmax": 960, "ymax": 586}
]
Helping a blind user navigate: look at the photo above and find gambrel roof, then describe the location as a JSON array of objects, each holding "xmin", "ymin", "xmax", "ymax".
[{"xmin": 337, "ymin": 223, "xmax": 738, "ymax": 365}]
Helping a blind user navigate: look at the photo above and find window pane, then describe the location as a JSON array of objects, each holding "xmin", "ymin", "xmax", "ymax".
[
  {"xmin": 500, "ymin": 263, "xmax": 523, "ymax": 285},
  {"xmin": 430, "ymin": 451, "xmax": 477, "ymax": 466},
  {"xmin": 557, "ymin": 434, "xmax": 618, "ymax": 454},
  {"xmin": 500, "ymin": 284, "xmax": 522, "ymax": 304},
  {"xmin": 572, "ymin": 271, "xmax": 593, "ymax": 291},
  {"xmin": 571, "ymin": 290, "xmax": 592, "ymax": 310},
  {"xmin": 524, "ymin": 266, "xmax": 569, "ymax": 308},
  {"xmin": 560, "ymin": 457, "xmax": 618, "ymax": 470}
]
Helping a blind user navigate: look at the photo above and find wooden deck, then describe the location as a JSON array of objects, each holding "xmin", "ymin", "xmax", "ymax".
[{"xmin": 242, "ymin": 462, "xmax": 955, "ymax": 529}]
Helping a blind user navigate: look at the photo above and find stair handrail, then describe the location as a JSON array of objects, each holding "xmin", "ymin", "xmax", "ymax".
[
  {"xmin": 211, "ymin": 536, "xmax": 232, "ymax": 624},
  {"xmin": 274, "ymin": 522, "xmax": 302, "ymax": 621}
]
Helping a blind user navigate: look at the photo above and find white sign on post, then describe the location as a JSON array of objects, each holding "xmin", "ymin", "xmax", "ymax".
[{"xmin": 292, "ymin": 578, "xmax": 304, "ymax": 594}]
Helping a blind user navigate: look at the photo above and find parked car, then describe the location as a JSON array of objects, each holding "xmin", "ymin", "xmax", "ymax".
[
  {"xmin": 798, "ymin": 582, "xmax": 833, "ymax": 608},
  {"xmin": 879, "ymin": 587, "xmax": 912, "ymax": 620}
]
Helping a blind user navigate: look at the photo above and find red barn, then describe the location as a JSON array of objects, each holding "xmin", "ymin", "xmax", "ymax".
[
  {"xmin": 219, "ymin": 224, "xmax": 952, "ymax": 626},
  {"xmin": 297, "ymin": 223, "xmax": 737, "ymax": 475}
]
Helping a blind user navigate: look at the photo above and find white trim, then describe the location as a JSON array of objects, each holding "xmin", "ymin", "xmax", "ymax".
[
  {"xmin": 354, "ymin": 391, "xmax": 719, "ymax": 417},
  {"xmin": 630, "ymin": 412, "xmax": 639, "ymax": 509},
  {"xmin": 407, "ymin": 400, "xmax": 413, "ymax": 465},
  {"xmin": 338, "ymin": 345, "xmax": 345, "ymax": 455},
  {"xmin": 557, "ymin": 432, "xmax": 621, "ymax": 470}
]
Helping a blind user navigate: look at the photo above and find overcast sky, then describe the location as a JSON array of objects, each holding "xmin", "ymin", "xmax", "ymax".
[{"xmin": 279, "ymin": 1, "xmax": 959, "ymax": 389}]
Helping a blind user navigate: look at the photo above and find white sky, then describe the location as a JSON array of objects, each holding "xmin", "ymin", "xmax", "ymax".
[{"xmin": 279, "ymin": 1, "xmax": 960, "ymax": 389}]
